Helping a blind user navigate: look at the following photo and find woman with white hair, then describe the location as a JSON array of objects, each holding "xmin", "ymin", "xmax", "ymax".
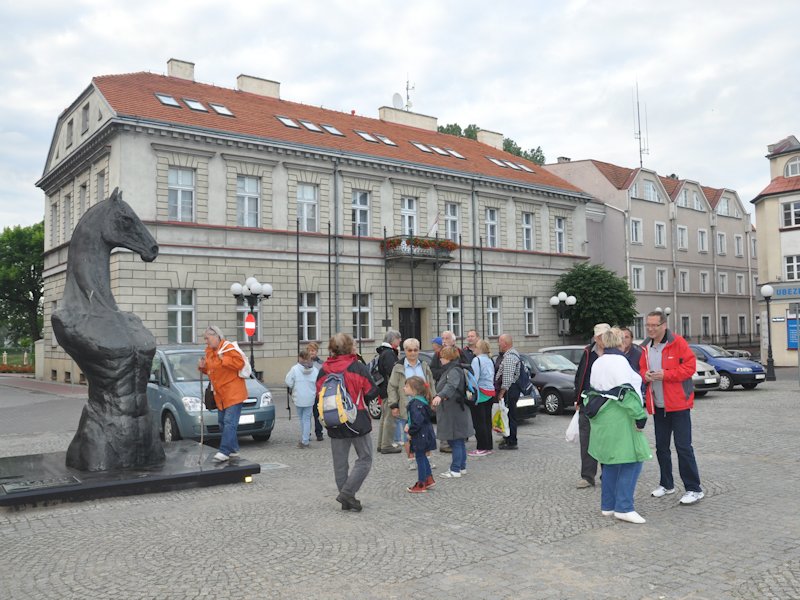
[{"xmin": 198, "ymin": 326, "xmax": 248, "ymax": 462}]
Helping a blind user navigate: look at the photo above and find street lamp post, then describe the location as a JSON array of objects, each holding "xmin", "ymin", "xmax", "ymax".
[
  {"xmin": 230, "ymin": 277, "xmax": 273, "ymax": 380},
  {"xmin": 549, "ymin": 292, "xmax": 577, "ymax": 344},
  {"xmin": 760, "ymin": 284, "xmax": 776, "ymax": 381},
  {"xmin": 655, "ymin": 306, "xmax": 672, "ymax": 329}
]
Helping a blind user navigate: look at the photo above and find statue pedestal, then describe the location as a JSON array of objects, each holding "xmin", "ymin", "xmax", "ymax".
[{"xmin": 0, "ymin": 441, "xmax": 261, "ymax": 507}]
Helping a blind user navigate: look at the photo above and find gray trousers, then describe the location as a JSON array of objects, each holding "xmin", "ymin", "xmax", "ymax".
[
  {"xmin": 579, "ymin": 409, "xmax": 598, "ymax": 484},
  {"xmin": 330, "ymin": 433, "xmax": 373, "ymax": 497},
  {"xmin": 376, "ymin": 407, "xmax": 395, "ymax": 451}
]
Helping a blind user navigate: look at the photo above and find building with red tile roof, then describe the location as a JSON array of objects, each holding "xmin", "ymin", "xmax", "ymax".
[{"xmin": 37, "ymin": 59, "xmax": 593, "ymax": 382}]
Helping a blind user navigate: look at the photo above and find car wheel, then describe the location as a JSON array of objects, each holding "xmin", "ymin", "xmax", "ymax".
[
  {"xmin": 694, "ymin": 391, "xmax": 707, "ymax": 397},
  {"xmin": 718, "ymin": 372, "xmax": 733, "ymax": 391},
  {"xmin": 367, "ymin": 397, "xmax": 382, "ymax": 420},
  {"xmin": 162, "ymin": 412, "xmax": 181, "ymax": 442},
  {"xmin": 742, "ymin": 383, "xmax": 758, "ymax": 390},
  {"xmin": 543, "ymin": 390, "xmax": 563, "ymax": 415},
  {"xmin": 252, "ymin": 432, "xmax": 271, "ymax": 442}
]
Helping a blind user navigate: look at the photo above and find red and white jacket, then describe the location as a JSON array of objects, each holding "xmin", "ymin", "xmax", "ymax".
[{"xmin": 638, "ymin": 330, "xmax": 696, "ymax": 414}]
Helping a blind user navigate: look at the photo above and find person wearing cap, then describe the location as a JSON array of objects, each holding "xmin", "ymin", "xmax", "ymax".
[{"xmin": 573, "ymin": 323, "xmax": 611, "ymax": 488}]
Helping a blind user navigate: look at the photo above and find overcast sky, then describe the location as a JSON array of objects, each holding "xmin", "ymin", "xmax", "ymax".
[{"xmin": 1, "ymin": 0, "xmax": 798, "ymax": 228}]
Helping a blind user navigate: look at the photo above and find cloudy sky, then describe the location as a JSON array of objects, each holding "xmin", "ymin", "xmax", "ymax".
[{"xmin": 1, "ymin": 0, "xmax": 798, "ymax": 228}]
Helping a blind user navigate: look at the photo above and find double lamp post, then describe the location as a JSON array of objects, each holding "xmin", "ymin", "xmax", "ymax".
[
  {"xmin": 549, "ymin": 292, "xmax": 576, "ymax": 343},
  {"xmin": 230, "ymin": 277, "xmax": 273, "ymax": 380}
]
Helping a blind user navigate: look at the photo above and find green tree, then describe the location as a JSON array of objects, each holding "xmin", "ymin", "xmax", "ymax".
[
  {"xmin": 438, "ymin": 123, "xmax": 479, "ymax": 140},
  {"xmin": 0, "ymin": 222, "xmax": 44, "ymax": 343},
  {"xmin": 553, "ymin": 263, "xmax": 637, "ymax": 340},
  {"xmin": 503, "ymin": 138, "xmax": 546, "ymax": 165}
]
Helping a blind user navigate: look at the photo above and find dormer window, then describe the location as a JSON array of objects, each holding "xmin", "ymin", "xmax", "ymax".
[
  {"xmin": 209, "ymin": 103, "xmax": 234, "ymax": 116},
  {"xmin": 183, "ymin": 99, "xmax": 207, "ymax": 112},
  {"xmin": 321, "ymin": 124, "xmax": 344, "ymax": 136},
  {"xmin": 155, "ymin": 93, "xmax": 181, "ymax": 107},
  {"xmin": 298, "ymin": 120, "xmax": 323, "ymax": 132},
  {"xmin": 785, "ymin": 156, "xmax": 800, "ymax": 177},
  {"xmin": 355, "ymin": 131, "xmax": 379, "ymax": 143},
  {"xmin": 277, "ymin": 116, "xmax": 301, "ymax": 128}
]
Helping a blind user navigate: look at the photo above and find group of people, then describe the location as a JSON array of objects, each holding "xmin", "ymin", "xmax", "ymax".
[{"xmin": 574, "ymin": 311, "xmax": 704, "ymax": 524}]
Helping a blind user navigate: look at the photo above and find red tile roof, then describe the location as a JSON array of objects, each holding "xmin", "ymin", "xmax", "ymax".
[
  {"xmin": 659, "ymin": 176, "xmax": 682, "ymax": 200},
  {"xmin": 752, "ymin": 176, "xmax": 800, "ymax": 202},
  {"xmin": 92, "ymin": 72, "xmax": 585, "ymax": 195},
  {"xmin": 701, "ymin": 185, "xmax": 723, "ymax": 209},
  {"xmin": 589, "ymin": 159, "xmax": 638, "ymax": 190}
]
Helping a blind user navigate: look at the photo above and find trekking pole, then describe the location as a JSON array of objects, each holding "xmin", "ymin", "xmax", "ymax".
[
  {"xmin": 199, "ymin": 370, "xmax": 206, "ymax": 463},
  {"xmin": 286, "ymin": 387, "xmax": 292, "ymax": 420}
]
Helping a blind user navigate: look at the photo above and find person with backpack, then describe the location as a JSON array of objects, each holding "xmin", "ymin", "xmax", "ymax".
[
  {"xmin": 197, "ymin": 325, "xmax": 248, "ymax": 463},
  {"xmin": 468, "ymin": 339, "xmax": 496, "ymax": 457},
  {"xmin": 285, "ymin": 350, "xmax": 319, "ymax": 449},
  {"xmin": 306, "ymin": 342, "xmax": 325, "ymax": 442},
  {"xmin": 316, "ymin": 332, "xmax": 378, "ymax": 512},
  {"xmin": 404, "ymin": 376, "xmax": 438, "ymax": 493},
  {"xmin": 494, "ymin": 333, "xmax": 522, "ymax": 450},
  {"xmin": 374, "ymin": 330, "xmax": 402, "ymax": 454},
  {"xmin": 432, "ymin": 346, "xmax": 473, "ymax": 478}
]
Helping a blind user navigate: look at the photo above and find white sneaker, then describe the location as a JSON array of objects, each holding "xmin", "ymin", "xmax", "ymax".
[
  {"xmin": 614, "ymin": 511, "xmax": 646, "ymax": 524},
  {"xmin": 460, "ymin": 468, "xmax": 467, "ymax": 475},
  {"xmin": 601, "ymin": 510, "xmax": 614, "ymax": 516},
  {"xmin": 229, "ymin": 452, "xmax": 240, "ymax": 458},
  {"xmin": 651, "ymin": 486, "xmax": 676, "ymax": 498},
  {"xmin": 212, "ymin": 452, "xmax": 229, "ymax": 462},
  {"xmin": 679, "ymin": 490, "xmax": 705, "ymax": 505},
  {"xmin": 440, "ymin": 470, "xmax": 462, "ymax": 478}
]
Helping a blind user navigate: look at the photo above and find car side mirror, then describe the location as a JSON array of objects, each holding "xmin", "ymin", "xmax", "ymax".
[{"xmin": 149, "ymin": 372, "xmax": 157, "ymax": 383}]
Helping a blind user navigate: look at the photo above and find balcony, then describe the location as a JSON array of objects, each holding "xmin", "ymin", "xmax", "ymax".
[{"xmin": 381, "ymin": 235, "xmax": 457, "ymax": 266}]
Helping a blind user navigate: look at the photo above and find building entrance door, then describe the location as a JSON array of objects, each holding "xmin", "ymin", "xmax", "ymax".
[{"xmin": 399, "ymin": 308, "xmax": 422, "ymax": 342}]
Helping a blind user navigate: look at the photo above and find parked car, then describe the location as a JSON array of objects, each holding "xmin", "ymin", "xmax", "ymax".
[
  {"xmin": 688, "ymin": 344, "xmax": 766, "ymax": 391},
  {"xmin": 726, "ymin": 348, "xmax": 752, "ymax": 359},
  {"xmin": 692, "ymin": 359, "xmax": 720, "ymax": 396},
  {"xmin": 520, "ymin": 352, "xmax": 578, "ymax": 415},
  {"xmin": 538, "ymin": 345, "xmax": 587, "ymax": 365},
  {"xmin": 147, "ymin": 346, "xmax": 275, "ymax": 442}
]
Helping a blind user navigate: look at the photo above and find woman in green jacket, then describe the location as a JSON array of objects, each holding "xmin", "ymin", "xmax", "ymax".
[{"xmin": 584, "ymin": 327, "xmax": 652, "ymax": 524}]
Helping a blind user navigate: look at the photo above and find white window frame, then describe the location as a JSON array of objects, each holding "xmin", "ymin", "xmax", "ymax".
[
  {"xmin": 785, "ymin": 156, "xmax": 800, "ymax": 177},
  {"xmin": 522, "ymin": 212, "xmax": 534, "ymax": 251},
  {"xmin": 693, "ymin": 192, "xmax": 705, "ymax": 211},
  {"xmin": 700, "ymin": 271, "xmax": 709, "ymax": 293},
  {"xmin": 446, "ymin": 295, "xmax": 462, "ymax": 338},
  {"xmin": 718, "ymin": 272, "xmax": 728, "ymax": 294},
  {"xmin": 786, "ymin": 255, "xmax": 800, "ymax": 281},
  {"xmin": 167, "ymin": 289, "xmax": 195, "ymax": 344},
  {"xmin": 352, "ymin": 293, "xmax": 371, "ymax": 340},
  {"xmin": 783, "ymin": 200, "xmax": 800, "ymax": 227},
  {"xmin": 554, "ymin": 216, "xmax": 566, "ymax": 253},
  {"xmin": 237, "ymin": 175, "xmax": 260, "ymax": 228},
  {"xmin": 716, "ymin": 232, "xmax": 727, "ymax": 255},
  {"xmin": 679, "ymin": 269, "xmax": 689, "ymax": 293},
  {"xmin": 734, "ymin": 234, "xmax": 744, "ymax": 257},
  {"xmin": 444, "ymin": 202, "xmax": 460, "ymax": 243},
  {"xmin": 486, "ymin": 296, "xmax": 501, "ymax": 337},
  {"xmin": 631, "ymin": 265, "xmax": 645, "ymax": 291},
  {"xmin": 630, "ymin": 218, "xmax": 643, "ymax": 244},
  {"xmin": 352, "ymin": 191, "xmax": 370, "ymax": 237},
  {"xmin": 654, "ymin": 221, "xmax": 667, "ymax": 248},
  {"xmin": 524, "ymin": 297, "xmax": 537, "ymax": 335},
  {"xmin": 698, "ymin": 228, "xmax": 708, "ymax": 253},
  {"xmin": 485, "ymin": 207, "xmax": 498, "ymax": 248},
  {"xmin": 298, "ymin": 292, "xmax": 319, "ymax": 342},
  {"xmin": 643, "ymin": 181, "xmax": 660, "ymax": 203},
  {"xmin": 736, "ymin": 273, "xmax": 745, "ymax": 295},
  {"xmin": 401, "ymin": 196, "xmax": 417, "ymax": 236},
  {"xmin": 168, "ymin": 167, "xmax": 195, "ymax": 222},
  {"xmin": 656, "ymin": 267, "xmax": 668, "ymax": 292},
  {"xmin": 677, "ymin": 225, "xmax": 688, "ymax": 250},
  {"xmin": 235, "ymin": 298, "xmax": 261, "ymax": 343},
  {"xmin": 678, "ymin": 190, "xmax": 688, "ymax": 207},
  {"xmin": 297, "ymin": 183, "xmax": 319, "ymax": 233},
  {"xmin": 717, "ymin": 197, "xmax": 730, "ymax": 216}
]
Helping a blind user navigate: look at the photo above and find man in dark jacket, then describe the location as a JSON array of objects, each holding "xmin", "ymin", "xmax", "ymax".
[
  {"xmin": 316, "ymin": 332, "xmax": 378, "ymax": 512},
  {"xmin": 375, "ymin": 330, "xmax": 401, "ymax": 453},
  {"xmin": 573, "ymin": 323, "xmax": 610, "ymax": 488}
]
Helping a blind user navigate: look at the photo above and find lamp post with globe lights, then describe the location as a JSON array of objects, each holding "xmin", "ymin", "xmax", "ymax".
[
  {"xmin": 230, "ymin": 277, "xmax": 273, "ymax": 380},
  {"xmin": 655, "ymin": 306, "xmax": 672, "ymax": 329},
  {"xmin": 549, "ymin": 292, "xmax": 577, "ymax": 344},
  {"xmin": 760, "ymin": 284, "xmax": 776, "ymax": 381}
]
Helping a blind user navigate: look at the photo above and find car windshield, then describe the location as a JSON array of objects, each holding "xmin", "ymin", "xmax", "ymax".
[
  {"xmin": 704, "ymin": 345, "xmax": 732, "ymax": 358},
  {"xmin": 165, "ymin": 352, "xmax": 203, "ymax": 382},
  {"xmin": 530, "ymin": 353, "xmax": 577, "ymax": 372}
]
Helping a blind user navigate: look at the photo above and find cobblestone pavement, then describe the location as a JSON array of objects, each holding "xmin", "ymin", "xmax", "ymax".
[{"xmin": 1, "ymin": 374, "xmax": 799, "ymax": 599}]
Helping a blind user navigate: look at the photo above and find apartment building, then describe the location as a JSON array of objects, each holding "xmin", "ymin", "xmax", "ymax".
[
  {"xmin": 546, "ymin": 158, "xmax": 757, "ymax": 343},
  {"xmin": 36, "ymin": 59, "xmax": 592, "ymax": 382}
]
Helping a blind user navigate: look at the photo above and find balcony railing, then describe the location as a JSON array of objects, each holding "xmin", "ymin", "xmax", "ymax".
[{"xmin": 381, "ymin": 236, "xmax": 457, "ymax": 264}]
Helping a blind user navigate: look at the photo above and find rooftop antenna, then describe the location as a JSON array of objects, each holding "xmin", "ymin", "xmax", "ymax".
[
  {"xmin": 405, "ymin": 76, "xmax": 415, "ymax": 111},
  {"xmin": 633, "ymin": 82, "xmax": 650, "ymax": 168}
]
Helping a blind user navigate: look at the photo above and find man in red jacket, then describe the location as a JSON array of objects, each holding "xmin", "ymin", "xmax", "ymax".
[{"xmin": 639, "ymin": 311, "xmax": 704, "ymax": 505}]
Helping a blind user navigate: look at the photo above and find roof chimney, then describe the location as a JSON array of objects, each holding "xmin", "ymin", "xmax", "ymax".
[
  {"xmin": 378, "ymin": 106, "xmax": 437, "ymax": 132},
  {"xmin": 236, "ymin": 75, "xmax": 280, "ymax": 99},
  {"xmin": 477, "ymin": 129, "xmax": 503, "ymax": 151},
  {"xmin": 167, "ymin": 58, "xmax": 195, "ymax": 81},
  {"xmin": 557, "ymin": 156, "xmax": 571, "ymax": 163}
]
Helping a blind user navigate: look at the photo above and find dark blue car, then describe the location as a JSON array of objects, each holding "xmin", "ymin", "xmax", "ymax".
[{"xmin": 689, "ymin": 344, "xmax": 766, "ymax": 392}]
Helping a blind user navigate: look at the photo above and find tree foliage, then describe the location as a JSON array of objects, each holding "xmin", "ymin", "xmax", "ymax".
[
  {"xmin": 0, "ymin": 221, "xmax": 44, "ymax": 344},
  {"xmin": 438, "ymin": 123, "xmax": 543, "ymax": 163},
  {"xmin": 438, "ymin": 123, "xmax": 478, "ymax": 140},
  {"xmin": 553, "ymin": 263, "xmax": 637, "ymax": 340}
]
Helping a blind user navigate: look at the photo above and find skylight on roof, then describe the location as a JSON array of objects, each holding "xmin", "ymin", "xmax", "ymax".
[
  {"xmin": 412, "ymin": 142, "xmax": 433, "ymax": 153},
  {"xmin": 446, "ymin": 149, "xmax": 465, "ymax": 159},
  {"xmin": 277, "ymin": 116, "xmax": 301, "ymax": 128},
  {"xmin": 321, "ymin": 124, "xmax": 344, "ymax": 136},
  {"xmin": 429, "ymin": 145, "xmax": 450, "ymax": 156},
  {"xmin": 183, "ymin": 99, "xmax": 207, "ymax": 112},
  {"xmin": 488, "ymin": 157, "xmax": 507, "ymax": 167},
  {"xmin": 155, "ymin": 93, "xmax": 180, "ymax": 107},
  {"xmin": 299, "ymin": 119, "xmax": 323, "ymax": 132},
  {"xmin": 517, "ymin": 163, "xmax": 535, "ymax": 173},
  {"xmin": 355, "ymin": 131, "xmax": 379, "ymax": 143},
  {"xmin": 375, "ymin": 134, "xmax": 397, "ymax": 146},
  {"xmin": 209, "ymin": 103, "xmax": 234, "ymax": 116},
  {"xmin": 502, "ymin": 160, "xmax": 522, "ymax": 170}
]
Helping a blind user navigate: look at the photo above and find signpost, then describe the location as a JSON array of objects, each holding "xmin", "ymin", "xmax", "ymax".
[{"xmin": 244, "ymin": 313, "xmax": 256, "ymax": 337}]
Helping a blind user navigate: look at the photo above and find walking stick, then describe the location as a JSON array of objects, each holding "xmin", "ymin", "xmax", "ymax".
[
  {"xmin": 199, "ymin": 370, "xmax": 206, "ymax": 463},
  {"xmin": 286, "ymin": 387, "xmax": 292, "ymax": 420}
]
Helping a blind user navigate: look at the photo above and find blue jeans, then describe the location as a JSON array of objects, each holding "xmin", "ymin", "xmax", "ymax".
[
  {"xmin": 394, "ymin": 416, "xmax": 407, "ymax": 444},
  {"xmin": 601, "ymin": 462, "xmax": 643, "ymax": 513},
  {"xmin": 448, "ymin": 439, "xmax": 467, "ymax": 473},
  {"xmin": 218, "ymin": 402, "xmax": 243, "ymax": 456},
  {"xmin": 653, "ymin": 408, "xmax": 702, "ymax": 492},
  {"xmin": 415, "ymin": 451, "xmax": 431, "ymax": 482},
  {"xmin": 296, "ymin": 405, "xmax": 313, "ymax": 444}
]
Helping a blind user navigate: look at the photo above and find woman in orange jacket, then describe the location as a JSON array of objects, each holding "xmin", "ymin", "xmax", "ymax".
[{"xmin": 198, "ymin": 326, "xmax": 248, "ymax": 462}]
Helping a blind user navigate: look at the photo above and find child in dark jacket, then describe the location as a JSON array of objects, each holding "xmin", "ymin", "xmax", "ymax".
[{"xmin": 404, "ymin": 376, "xmax": 437, "ymax": 493}]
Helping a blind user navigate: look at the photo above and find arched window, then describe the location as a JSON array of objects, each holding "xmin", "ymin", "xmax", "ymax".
[{"xmin": 785, "ymin": 157, "xmax": 800, "ymax": 177}]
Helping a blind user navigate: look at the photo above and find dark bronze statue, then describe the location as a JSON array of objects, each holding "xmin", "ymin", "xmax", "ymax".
[{"xmin": 52, "ymin": 188, "xmax": 166, "ymax": 471}]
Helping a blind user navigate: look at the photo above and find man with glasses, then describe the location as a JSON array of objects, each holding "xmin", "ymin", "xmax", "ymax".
[{"xmin": 640, "ymin": 310, "xmax": 704, "ymax": 505}]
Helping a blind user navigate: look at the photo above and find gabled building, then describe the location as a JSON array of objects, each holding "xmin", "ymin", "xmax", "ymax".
[
  {"xmin": 37, "ymin": 58, "xmax": 592, "ymax": 382},
  {"xmin": 751, "ymin": 135, "xmax": 800, "ymax": 366},
  {"xmin": 546, "ymin": 158, "xmax": 757, "ymax": 343}
]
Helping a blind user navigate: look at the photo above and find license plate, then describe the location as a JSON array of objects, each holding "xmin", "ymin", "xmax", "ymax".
[
  {"xmin": 704, "ymin": 378, "xmax": 717, "ymax": 384},
  {"xmin": 755, "ymin": 374, "xmax": 765, "ymax": 380},
  {"xmin": 239, "ymin": 414, "xmax": 255, "ymax": 425},
  {"xmin": 517, "ymin": 397, "xmax": 535, "ymax": 407}
]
